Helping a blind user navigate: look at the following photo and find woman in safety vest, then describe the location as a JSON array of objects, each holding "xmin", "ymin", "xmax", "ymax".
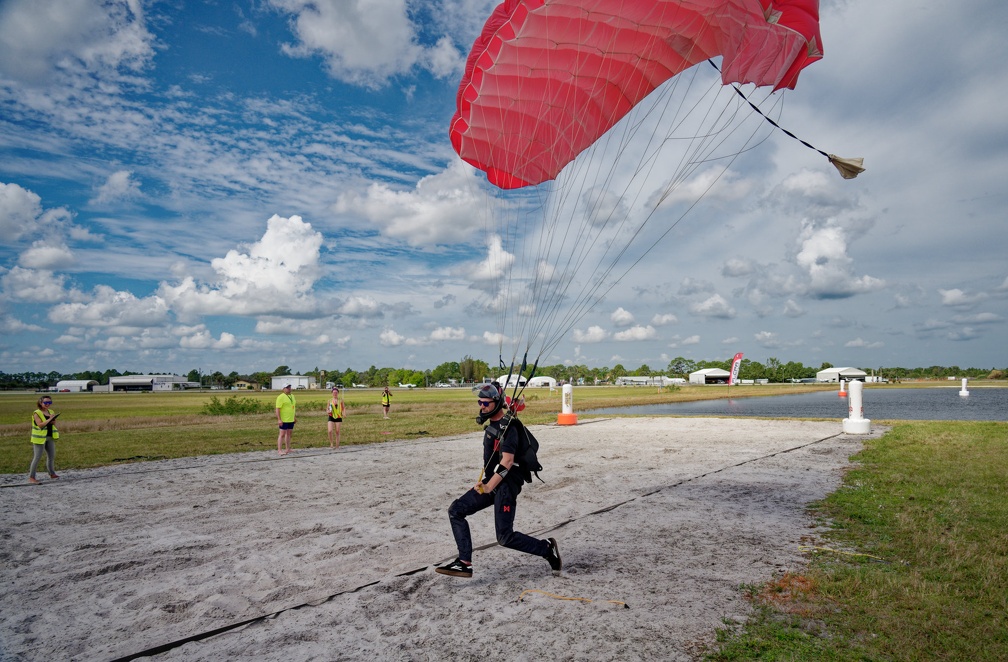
[
  {"xmin": 327, "ymin": 387, "xmax": 345, "ymax": 449},
  {"xmin": 381, "ymin": 386, "xmax": 392, "ymax": 419},
  {"xmin": 29, "ymin": 395, "xmax": 60, "ymax": 484}
]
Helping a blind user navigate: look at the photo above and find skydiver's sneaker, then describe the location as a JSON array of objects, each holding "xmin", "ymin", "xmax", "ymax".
[
  {"xmin": 435, "ymin": 558, "xmax": 473, "ymax": 578},
  {"xmin": 546, "ymin": 538, "xmax": 562, "ymax": 575}
]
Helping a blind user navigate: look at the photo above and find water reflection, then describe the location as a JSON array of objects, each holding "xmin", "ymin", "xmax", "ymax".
[{"xmin": 586, "ymin": 387, "xmax": 1008, "ymax": 421}]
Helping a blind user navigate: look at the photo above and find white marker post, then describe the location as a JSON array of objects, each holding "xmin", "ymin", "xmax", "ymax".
[
  {"xmin": 842, "ymin": 380, "xmax": 871, "ymax": 434},
  {"xmin": 557, "ymin": 383, "xmax": 578, "ymax": 425},
  {"xmin": 960, "ymin": 378, "xmax": 969, "ymax": 397}
]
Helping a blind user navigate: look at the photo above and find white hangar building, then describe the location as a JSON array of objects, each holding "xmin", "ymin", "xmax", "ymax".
[
  {"xmin": 108, "ymin": 375, "xmax": 193, "ymax": 392},
  {"xmin": 270, "ymin": 375, "xmax": 316, "ymax": 390},
  {"xmin": 689, "ymin": 368, "xmax": 731, "ymax": 384},
  {"xmin": 816, "ymin": 367, "xmax": 868, "ymax": 383},
  {"xmin": 55, "ymin": 379, "xmax": 99, "ymax": 392}
]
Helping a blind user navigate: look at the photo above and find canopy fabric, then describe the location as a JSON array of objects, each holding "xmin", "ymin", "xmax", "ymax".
[{"xmin": 450, "ymin": 0, "xmax": 823, "ymax": 189}]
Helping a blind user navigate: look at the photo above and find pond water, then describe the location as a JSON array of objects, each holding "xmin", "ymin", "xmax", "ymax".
[{"xmin": 585, "ymin": 386, "xmax": 1008, "ymax": 421}]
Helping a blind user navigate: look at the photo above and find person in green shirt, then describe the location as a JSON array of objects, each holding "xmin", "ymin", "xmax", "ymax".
[{"xmin": 275, "ymin": 384, "xmax": 296, "ymax": 456}]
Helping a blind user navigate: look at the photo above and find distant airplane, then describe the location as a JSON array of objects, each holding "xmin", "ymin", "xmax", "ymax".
[
  {"xmin": 398, "ymin": 383, "xmax": 416, "ymax": 389},
  {"xmin": 352, "ymin": 383, "xmax": 368, "ymax": 388}
]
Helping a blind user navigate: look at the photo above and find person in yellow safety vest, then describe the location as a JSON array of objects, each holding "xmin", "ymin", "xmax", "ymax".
[
  {"xmin": 381, "ymin": 386, "xmax": 392, "ymax": 419},
  {"xmin": 29, "ymin": 395, "xmax": 60, "ymax": 484},
  {"xmin": 275, "ymin": 384, "xmax": 296, "ymax": 456},
  {"xmin": 327, "ymin": 387, "xmax": 345, "ymax": 449}
]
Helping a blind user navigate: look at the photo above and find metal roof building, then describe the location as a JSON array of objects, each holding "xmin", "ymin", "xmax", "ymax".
[
  {"xmin": 816, "ymin": 367, "xmax": 868, "ymax": 382},
  {"xmin": 270, "ymin": 375, "xmax": 316, "ymax": 390},
  {"xmin": 55, "ymin": 379, "xmax": 99, "ymax": 392},
  {"xmin": 108, "ymin": 375, "xmax": 191, "ymax": 391},
  {"xmin": 688, "ymin": 368, "xmax": 731, "ymax": 384}
]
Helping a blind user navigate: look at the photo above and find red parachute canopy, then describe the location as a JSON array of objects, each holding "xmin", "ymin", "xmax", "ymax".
[{"xmin": 450, "ymin": 0, "xmax": 823, "ymax": 190}]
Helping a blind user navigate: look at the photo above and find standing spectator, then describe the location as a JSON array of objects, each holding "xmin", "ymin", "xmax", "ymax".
[
  {"xmin": 275, "ymin": 384, "xmax": 296, "ymax": 455},
  {"xmin": 381, "ymin": 386, "xmax": 392, "ymax": 419},
  {"xmin": 29, "ymin": 395, "xmax": 60, "ymax": 484},
  {"xmin": 327, "ymin": 387, "xmax": 345, "ymax": 449}
]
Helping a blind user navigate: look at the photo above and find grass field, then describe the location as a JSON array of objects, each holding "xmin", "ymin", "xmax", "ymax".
[
  {"xmin": 709, "ymin": 420, "xmax": 1008, "ymax": 661},
  {"xmin": 0, "ymin": 383, "xmax": 831, "ymax": 473}
]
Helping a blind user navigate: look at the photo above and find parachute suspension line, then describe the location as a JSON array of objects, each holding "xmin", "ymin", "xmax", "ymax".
[
  {"xmin": 520, "ymin": 14, "xmax": 703, "ymax": 361},
  {"xmin": 468, "ymin": 5, "xmax": 828, "ymax": 367},
  {"xmin": 535, "ymin": 23, "xmax": 760, "ymax": 356},
  {"xmin": 536, "ymin": 71, "xmax": 750, "ymax": 356},
  {"xmin": 500, "ymin": 6, "xmax": 719, "ymax": 365},
  {"xmin": 705, "ymin": 60, "xmax": 865, "ymax": 179},
  {"xmin": 537, "ymin": 80, "xmax": 776, "ymax": 358},
  {"xmin": 504, "ymin": 2, "xmax": 677, "ymax": 366},
  {"xmin": 539, "ymin": 92, "xmax": 777, "ymax": 357}
]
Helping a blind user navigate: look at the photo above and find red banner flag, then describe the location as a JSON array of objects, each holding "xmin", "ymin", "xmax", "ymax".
[{"xmin": 729, "ymin": 352, "xmax": 744, "ymax": 385}]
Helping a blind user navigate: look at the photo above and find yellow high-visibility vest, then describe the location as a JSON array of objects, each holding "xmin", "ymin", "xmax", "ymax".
[
  {"xmin": 328, "ymin": 398, "xmax": 344, "ymax": 418},
  {"xmin": 30, "ymin": 408, "xmax": 59, "ymax": 444}
]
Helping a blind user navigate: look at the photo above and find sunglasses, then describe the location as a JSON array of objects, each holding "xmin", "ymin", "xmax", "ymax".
[
  {"xmin": 42, "ymin": 401, "xmax": 52, "ymax": 405},
  {"xmin": 477, "ymin": 399, "xmax": 494, "ymax": 407}
]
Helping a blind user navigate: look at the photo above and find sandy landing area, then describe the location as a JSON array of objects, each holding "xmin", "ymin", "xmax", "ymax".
[{"xmin": 0, "ymin": 417, "xmax": 876, "ymax": 661}]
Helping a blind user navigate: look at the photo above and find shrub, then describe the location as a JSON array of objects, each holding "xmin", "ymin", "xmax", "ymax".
[{"xmin": 201, "ymin": 395, "xmax": 273, "ymax": 416}]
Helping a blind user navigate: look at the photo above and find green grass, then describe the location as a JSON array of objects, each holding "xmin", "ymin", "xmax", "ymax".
[
  {"xmin": 709, "ymin": 420, "xmax": 1008, "ymax": 661},
  {"xmin": 0, "ymin": 383, "xmax": 833, "ymax": 473}
]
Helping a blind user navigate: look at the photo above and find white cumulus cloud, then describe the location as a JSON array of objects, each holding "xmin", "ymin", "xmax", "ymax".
[
  {"xmin": 269, "ymin": 0, "xmax": 421, "ymax": 88},
  {"xmin": 613, "ymin": 325, "xmax": 656, "ymax": 341},
  {"xmin": 610, "ymin": 307, "xmax": 635, "ymax": 326},
  {"xmin": 159, "ymin": 214, "xmax": 323, "ymax": 320},
  {"xmin": 689, "ymin": 294, "xmax": 736, "ymax": 319},
  {"xmin": 334, "ymin": 161, "xmax": 483, "ymax": 247},
  {"xmin": 572, "ymin": 325, "xmax": 608, "ymax": 343}
]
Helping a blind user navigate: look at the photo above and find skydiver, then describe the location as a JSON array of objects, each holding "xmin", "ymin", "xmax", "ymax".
[{"xmin": 435, "ymin": 383, "xmax": 560, "ymax": 578}]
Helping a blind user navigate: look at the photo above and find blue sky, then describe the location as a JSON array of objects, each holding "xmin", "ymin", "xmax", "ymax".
[{"xmin": 1, "ymin": 0, "xmax": 1006, "ymax": 377}]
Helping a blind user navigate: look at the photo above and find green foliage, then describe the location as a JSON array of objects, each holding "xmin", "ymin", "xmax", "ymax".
[
  {"xmin": 460, "ymin": 355, "xmax": 490, "ymax": 382},
  {"xmin": 201, "ymin": 395, "xmax": 273, "ymax": 415},
  {"xmin": 0, "ymin": 360, "xmax": 1004, "ymax": 392}
]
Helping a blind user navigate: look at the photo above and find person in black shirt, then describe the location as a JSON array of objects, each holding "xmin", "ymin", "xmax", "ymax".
[{"xmin": 435, "ymin": 383, "xmax": 561, "ymax": 578}]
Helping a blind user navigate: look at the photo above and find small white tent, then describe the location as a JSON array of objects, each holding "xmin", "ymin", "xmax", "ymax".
[
  {"xmin": 688, "ymin": 368, "xmax": 730, "ymax": 384},
  {"xmin": 816, "ymin": 367, "xmax": 867, "ymax": 383},
  {"xmin": 496, "ymin": 374, "xmax": 527, "ymax": 388}
]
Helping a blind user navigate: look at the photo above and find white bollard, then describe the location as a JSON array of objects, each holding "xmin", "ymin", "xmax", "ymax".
[
  {"xmin": 842, "ymin": 380, "xmax": 871, "ymax": 434},
  {"xmin": 838, "ymin": 378, "xmax": 847, "ymax": 397},
  {"xmin": 960, "ymin": 378, "xmax": 969, "ymax": 397},
  {"xmin": 557, "ymin": 383, "xmax": 578, "ymax": 425}
]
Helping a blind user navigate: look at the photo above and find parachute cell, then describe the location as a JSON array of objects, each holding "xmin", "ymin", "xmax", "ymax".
[{"xmin": 450, "ymin": 0, "xmax": 823, "ymax": 189}]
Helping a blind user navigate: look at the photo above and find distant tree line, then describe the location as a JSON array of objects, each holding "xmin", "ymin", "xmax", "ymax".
[{"xmin": 1, "ymin": 357, "xmax": 1003, "ymax": 391}]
